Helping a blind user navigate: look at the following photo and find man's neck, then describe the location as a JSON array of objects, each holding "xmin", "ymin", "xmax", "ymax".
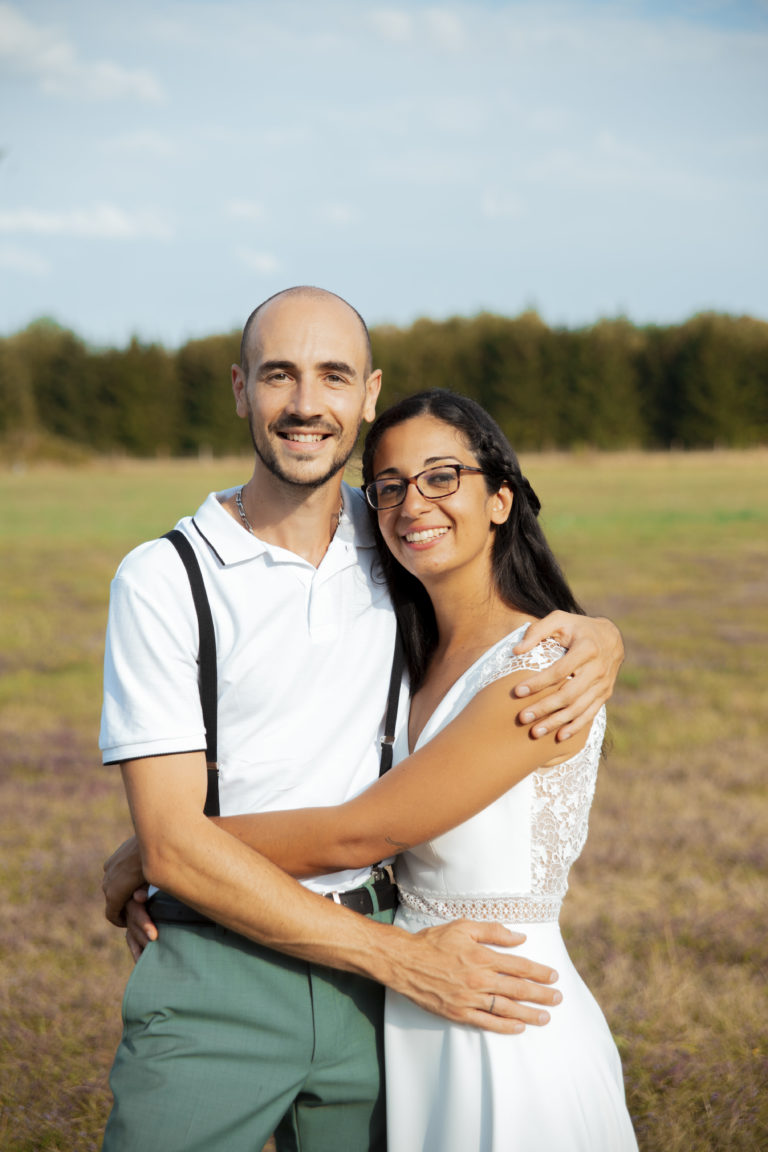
[{"xmin": 225, "ymin": 462, "xmax": 346, "ymax": 568}]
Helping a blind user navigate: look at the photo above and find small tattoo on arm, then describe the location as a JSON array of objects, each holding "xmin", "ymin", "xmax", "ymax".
[{"xmin": 385, "ymin": 836, "xmax": 411, "ymax": 851}]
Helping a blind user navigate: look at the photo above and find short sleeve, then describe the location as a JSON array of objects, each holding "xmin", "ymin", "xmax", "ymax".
[
  {"xmin": 476, "ymin": 636, "xmax": 567, "ymax": 693},
  {"xmin": 99, "ymin": 540, "xmax": 207, "ymax": 764}
]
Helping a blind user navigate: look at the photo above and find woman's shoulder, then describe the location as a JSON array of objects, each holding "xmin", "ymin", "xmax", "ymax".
[{"xmin": 473, "ymin": 625, "xmax": 566, "ymax": 693}]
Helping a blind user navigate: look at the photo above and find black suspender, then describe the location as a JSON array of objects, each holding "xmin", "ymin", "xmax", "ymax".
[
  {"xmin": 163, "ymin": 529, "xmax": 405, "ymax": 819},
  {"xmin": 380, "ymin": 628, "xmax": 405, "ymax": 776},
  {"xmin": 163, "ymin": 530, "xmax": 220, "ymax": 816}
]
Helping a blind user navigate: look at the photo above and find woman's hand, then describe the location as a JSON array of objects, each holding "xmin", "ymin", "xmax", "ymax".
[
  {"xmin": 125, "ymin": 887, "xmax": 158, "ymax": 962},
  {"xmin": 512, "ymin": 612, "xmax": 624, "ymax": 741},
  {"xmin": 102, "ymin": 834, "xmax": 146, "ymax": 926}
]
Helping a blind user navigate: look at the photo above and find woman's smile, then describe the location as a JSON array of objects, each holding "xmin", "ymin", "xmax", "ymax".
[{"xmin": 402, "ymin": 526, "xmax": 451, "ymax": 546}]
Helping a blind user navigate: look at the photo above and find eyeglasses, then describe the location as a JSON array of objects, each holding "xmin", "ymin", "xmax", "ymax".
[{"xmin": 364, "ymin": 465, "xmax": 486, "ymax": 510}]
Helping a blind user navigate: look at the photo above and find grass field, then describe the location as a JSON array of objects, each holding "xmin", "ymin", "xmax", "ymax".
[{"xmin": 1, "ymin": 449, "xmax": 767, "ymax": 1151}]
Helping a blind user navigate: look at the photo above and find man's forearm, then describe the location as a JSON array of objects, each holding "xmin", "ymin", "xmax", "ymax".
[{"xmin": 148, "ymin": 832, "xmax": 561, "ymax": 1033}]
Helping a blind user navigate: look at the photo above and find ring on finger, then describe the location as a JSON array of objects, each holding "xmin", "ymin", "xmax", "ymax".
[{"xmin": 489, "ymin": 994, "xmax": 496, "ymax": 1015}]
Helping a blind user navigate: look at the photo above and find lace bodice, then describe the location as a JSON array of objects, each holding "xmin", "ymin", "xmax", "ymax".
[{"xmin": 394, "ymin": 627, "xmax": 605, "ymax": 926}]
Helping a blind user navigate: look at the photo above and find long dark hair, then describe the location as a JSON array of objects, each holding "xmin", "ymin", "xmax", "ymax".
[{"xmin": 362, "ymin": 389, "xmax": 584, "ymax": 689}]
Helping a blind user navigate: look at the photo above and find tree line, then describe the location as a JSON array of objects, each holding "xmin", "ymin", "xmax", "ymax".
[{"xmin": 1, "ymin": 310, "xmax": 766, "ymax": 458}]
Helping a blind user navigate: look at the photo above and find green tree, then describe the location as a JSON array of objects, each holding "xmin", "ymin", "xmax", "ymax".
[{"xmin": 175, "ymin": 333, "xmax": 248, "ymax": 455}]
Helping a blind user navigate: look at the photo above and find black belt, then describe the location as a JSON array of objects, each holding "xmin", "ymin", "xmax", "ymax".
[
  {"xmin": 324, "ymin": 867, "xmax": 397, "ymax": 915},
  {"xmin": 148, "ymin": 869, "xmax": 397, "ymax": 927}
]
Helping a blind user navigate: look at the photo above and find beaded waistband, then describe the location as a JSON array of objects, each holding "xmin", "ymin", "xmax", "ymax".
[{"xmin": 398, "ymin": 888, "xmax": 561, "ymax": 924}]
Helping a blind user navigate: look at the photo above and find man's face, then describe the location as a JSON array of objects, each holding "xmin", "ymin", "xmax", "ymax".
[{"xmin": 233, "ymin": 294, "xmax": 381, "ymax": 490}]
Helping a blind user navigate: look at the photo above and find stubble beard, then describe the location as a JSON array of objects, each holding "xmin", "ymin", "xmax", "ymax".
[{"xmin": 247, "ymin": 408, "xmax": 362, "ymax": 491}]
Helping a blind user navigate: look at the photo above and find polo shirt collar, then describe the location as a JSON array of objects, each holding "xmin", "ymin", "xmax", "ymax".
[{"xmin": 191, "ymin": 482, "xmax": 376, "ymax": 568}]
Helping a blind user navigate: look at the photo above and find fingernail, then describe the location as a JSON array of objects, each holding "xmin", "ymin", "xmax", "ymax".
[
  {"xmin": 533, "ymin": 725, "xmax": 548, "ymax": 737},
  {"xmin": 551, "ymin": 991, "xmax": 562, "ymax": 1004},
  {"xmin": 538, "ymin": 1011, "xmax": 550, "ymax": 1025},
  {"xmin": 559, "ymin": 730, "xmax": 571, "ymax": 741},
  {"xmin": 549, "ymin": 970, "xmax": 559, "ymax": 983},
  {"xmin": 520, "ymin": 710, "xmax": 535, "ymax": 723},
  {"xmin": 515, "ymin": 685, "xmax": 530, "ymax": 697}
]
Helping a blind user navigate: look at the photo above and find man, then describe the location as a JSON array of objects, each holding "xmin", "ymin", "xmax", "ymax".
[{"xmin": 100, "ymin": 286, "xmax": 623, "ymax": 1151}]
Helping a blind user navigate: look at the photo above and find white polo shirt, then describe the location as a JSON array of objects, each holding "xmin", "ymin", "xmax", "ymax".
[{"xmin": 100, "ymin": 483, "xmax": 401, "ymax": 894}]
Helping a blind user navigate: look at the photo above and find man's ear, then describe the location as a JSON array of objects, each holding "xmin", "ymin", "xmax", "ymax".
[
  {"xmin": 232, "ymin": 365, "xmax": 248, "ymax": 418},
  {"xmin": 362, "ymin": 369, "xmax": 382, "ymax": 423}
]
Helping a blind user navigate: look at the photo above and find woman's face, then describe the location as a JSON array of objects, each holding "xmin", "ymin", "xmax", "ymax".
[{"xmin": 370, "ymin": 414, "xmax": 512, "ymax": 587}]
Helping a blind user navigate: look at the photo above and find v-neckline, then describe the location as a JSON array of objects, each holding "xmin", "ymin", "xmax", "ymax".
[{"xmin": 407, "ymin": 624, "xmax": 530, "ymax": 755}]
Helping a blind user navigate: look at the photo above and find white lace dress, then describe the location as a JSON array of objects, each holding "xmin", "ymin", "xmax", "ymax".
[{"xmin": 385, "ymin": 627, "xmax": 637, "ymax": 1152}]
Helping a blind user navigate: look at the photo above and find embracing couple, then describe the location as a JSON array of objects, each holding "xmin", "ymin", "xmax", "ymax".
[{"xmin": 99, "ymin": 286, "xmax": 637, "ymax": 1151}]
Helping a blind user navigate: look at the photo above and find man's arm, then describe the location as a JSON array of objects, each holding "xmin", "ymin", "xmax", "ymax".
[
  {"xmin": 121, "ymin": 750, "xmax": 562, "ymax": 1034},
  {"xmin": 513, "ymin": 612, "xmax": 623, "ymax": 740}
]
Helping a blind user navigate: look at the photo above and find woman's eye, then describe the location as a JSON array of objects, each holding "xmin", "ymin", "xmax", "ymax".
[
  {"xmin": 427, "ymin": 470, "xmax": 456, "ymax": 488},
  {"xmin": 379, "ymin": 482, "xmax": 403, "ymax": 500}
]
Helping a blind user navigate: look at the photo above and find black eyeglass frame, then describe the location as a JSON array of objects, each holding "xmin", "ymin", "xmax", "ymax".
[{"xmin": 364, "ymin": 465, "xmax": 487, "ymax": 510}]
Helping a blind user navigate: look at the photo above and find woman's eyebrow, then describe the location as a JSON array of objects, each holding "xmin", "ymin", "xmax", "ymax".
[{"xmin": 373, "ymin": 456, "xmax": 464, "ymax": 479}]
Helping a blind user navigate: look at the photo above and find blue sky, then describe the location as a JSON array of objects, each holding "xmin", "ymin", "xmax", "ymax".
[{"xmin": 1, "ymin": 0, "xmax": 766, "ymax": 348}]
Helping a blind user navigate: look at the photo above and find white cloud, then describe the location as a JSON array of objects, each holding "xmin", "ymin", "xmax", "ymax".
[
  {"xmin": 424, "ymin": 8, "xmax": 464, "ymax": 49},
  {"xmin": 0, "ymin": 246, "xmax": 50, "ymax": 276},
  {"xmin": 227, "ymin": 200, "xmax": 266, "ymax": 222},
  {"xmin": 321, "ymin": 203, "xmax": 356, "ymax": 226},
  {"xmin": 480, "ymin": 190, "xmax": 525, "ymax": 220},
  {"xmin": 0, "ymin": 2, "xmax": 163, "ymax": 101},
  {"xmin": 369, "ymin": 5, "xmax": 464, "ymax": 49},
  {"xmin": 106, "ymin": 130, "xmax": 177, "ymax": 159},
  {"xmin": 238, "ymin": 250, "xmax": 280, "ymax": 274},
  {"xmin": 369, "ymin": 8, "xmax": 413, "ymax": 43},
  {"xmin": 0, "ymin": 205, "xmax": 172, "ymax": 239}
]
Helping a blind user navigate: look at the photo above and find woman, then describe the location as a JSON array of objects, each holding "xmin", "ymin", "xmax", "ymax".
[
  {"xmin": 358, "ymin": 390, "xmax": 637, "ymax": 1150},
  {"xmin": 121, "ymin": 390, "xmax": 637, "ymax": 1150}
]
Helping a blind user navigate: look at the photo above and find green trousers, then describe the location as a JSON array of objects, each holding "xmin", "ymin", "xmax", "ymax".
[{"xmin": 102, "ymin": 909, "xmax": 392, "ymax": 1152}]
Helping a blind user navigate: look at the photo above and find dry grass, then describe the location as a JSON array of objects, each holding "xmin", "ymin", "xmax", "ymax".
[{"xmin": 1, "ymin": 449, "xmax": 766, "ymax": 1151}]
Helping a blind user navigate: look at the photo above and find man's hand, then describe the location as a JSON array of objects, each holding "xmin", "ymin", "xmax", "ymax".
[
  {"xmin": 102, "ymin": 835, "xmax": 146, "ymax": 926},
  {"xmin": 513, "ymin": 612, "xmax": 624, "ymax": 741},
  {"xmin": 390, "ymin": 920, "xmax": 561, "ymax": 1035},
  {"xmin": 125, "ymin": 887, "xmax": 157, "ymax": 962}
]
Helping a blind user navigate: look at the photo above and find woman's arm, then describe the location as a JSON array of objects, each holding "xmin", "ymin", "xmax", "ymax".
[
  {"xmin": 212, "ymin": 667, "xmax": 591, "ymax": 877},
  {"xmin": 102, "ymin": 661, "xmax": 588, "ymax": 915}
]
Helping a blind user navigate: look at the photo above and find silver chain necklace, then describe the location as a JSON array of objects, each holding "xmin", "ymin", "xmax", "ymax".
[
  {"xmin": 235, "ymin": 486, "xmax": 343, "ymax": 537},
  {"xmin": 235, "ymin": 487, "xmax": 255, "ymax": 535}
]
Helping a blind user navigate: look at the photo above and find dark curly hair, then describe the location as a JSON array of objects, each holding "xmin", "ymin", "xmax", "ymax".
[{"xmin": 362, "ymin": 389, "xmax": 584, "ymax": 689}]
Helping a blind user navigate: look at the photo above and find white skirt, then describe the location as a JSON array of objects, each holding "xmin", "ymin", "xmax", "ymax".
[{"xmin": 384, "ymin": 919, "xmax": 638, "ymax": 1152}]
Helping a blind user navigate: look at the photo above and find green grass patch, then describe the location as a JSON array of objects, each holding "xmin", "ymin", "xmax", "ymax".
[{"xmin": 1, "ymin": 449, "xmax": 767, "ymax": 1151}]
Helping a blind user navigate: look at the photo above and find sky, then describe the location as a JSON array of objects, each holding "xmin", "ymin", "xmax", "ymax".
[{"xmin": 1, "ymin": 0, "xmax": 767, "ymax": 348}]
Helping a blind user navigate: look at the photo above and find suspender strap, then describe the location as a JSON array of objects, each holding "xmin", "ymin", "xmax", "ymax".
[
  {"xmin": 163, "ymin": 528, "xmax": 405, "ymax": 807},
  {"xmin": 163, "ymin": 529, "xmax": 220, "ymax": 817},
  {"xmin": 379, "ymin": 627, "xmax": 405, "ymax": 776}
]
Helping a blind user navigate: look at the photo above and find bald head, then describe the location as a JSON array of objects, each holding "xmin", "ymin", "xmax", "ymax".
[{"xmin": 240, "ymin": 286, "xmax": 373, "ymax": 380}]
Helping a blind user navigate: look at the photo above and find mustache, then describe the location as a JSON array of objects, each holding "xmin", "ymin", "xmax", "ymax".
[{"xmin": 271, "ymin": 419, "xmax": 339, "ymax": 437}]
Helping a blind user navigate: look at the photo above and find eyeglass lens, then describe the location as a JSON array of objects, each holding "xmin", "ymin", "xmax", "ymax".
[{"xmin": 369, "ymin": 466, "xmax": 462, "ymax": 509}]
